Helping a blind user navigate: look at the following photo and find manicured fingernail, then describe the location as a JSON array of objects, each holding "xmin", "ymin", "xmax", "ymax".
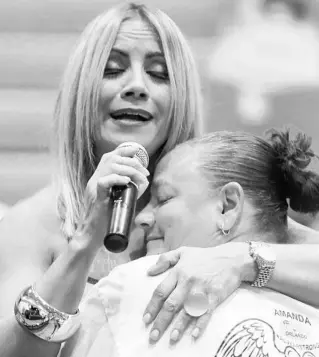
[
  {"xmin": 150, "ymin": 329, "xmax": 159, "ymax": 341},
  {"xmin": 192, "ymin": 328, "xmax": 200, "ymax": 338},
  {"xmin": 147, "ymin": 266, "xmax": 157, "ymax": 274},
  {"xmin": 170, "ymin": 329, "xmax": 180, "ymax": 342},
  {"xmin": 143, "ymin": 313, "xmax": 151, "ymax": 324}
]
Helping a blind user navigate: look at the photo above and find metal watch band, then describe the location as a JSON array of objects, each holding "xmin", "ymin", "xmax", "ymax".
[{"xmin": 248, "ymin": 241, "xmax": 276, "ymax": 288}]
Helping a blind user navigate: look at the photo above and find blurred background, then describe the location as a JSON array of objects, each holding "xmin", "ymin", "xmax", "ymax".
[{"xmin": 1, "ymin": 0, "xmax": 319, "ymax": 224}]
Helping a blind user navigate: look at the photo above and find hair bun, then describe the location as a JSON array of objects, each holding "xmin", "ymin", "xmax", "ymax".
[
  {"xmin": 267, "ymin": 129, "xmax": 315, "ymax": 170},
  {"xmin": 267, "ymin": 128, "xmax": 319, "ymax": 213}
]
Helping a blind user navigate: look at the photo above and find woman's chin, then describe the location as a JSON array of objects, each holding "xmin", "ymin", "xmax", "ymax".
[
  {"xmin": 146, "ymin": 240, "xmax": 166, "ymax": 256},
  {"xmin": 99, "ymin": 120, "xmax": 162, "ymax": 155}
]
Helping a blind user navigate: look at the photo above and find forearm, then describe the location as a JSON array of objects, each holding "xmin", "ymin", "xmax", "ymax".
[
  {"xmin": 0, "ymin": 236, "xmax": 99, "ymax": 357},
  {"xmin": 241, "ymin": 241, "xmax": 319, "ymax": 307},
  {"xmin": 0, "ymin": 317, "xmax": 61, "ymax": 357},
  {"xmin": 267, "ymin": 244, "xmax": 319, "ymax": 307},
  {"xmin": 36, "ymin": 236, "xmax": 97, "ymax": 313},
  {"xmin": 239, "ymin": 217, "xmax": 319, "ymax": 307}
]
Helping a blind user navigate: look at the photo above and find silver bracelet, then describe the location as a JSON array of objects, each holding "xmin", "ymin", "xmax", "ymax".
[{"xmin": 14, "ymin": 285, "xmax": 81, "ymax": 342}]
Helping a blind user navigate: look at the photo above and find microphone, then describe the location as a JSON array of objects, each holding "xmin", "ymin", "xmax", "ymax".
[{"xmin": 104, "ymin": 142, "xmax": 149, "ymax": 253}]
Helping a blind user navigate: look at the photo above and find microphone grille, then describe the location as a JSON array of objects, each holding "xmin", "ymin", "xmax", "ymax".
[{"xmin": 118, "ymin": 142, "xmax": 149, "ymax": 168}]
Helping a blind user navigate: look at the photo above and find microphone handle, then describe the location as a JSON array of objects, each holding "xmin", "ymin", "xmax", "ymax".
[{"xmin": 104, "ymin": 182, "xmax": 138, "ymax": 253}]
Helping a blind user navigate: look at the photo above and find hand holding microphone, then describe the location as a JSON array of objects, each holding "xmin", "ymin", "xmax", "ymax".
[
  {"xmin": 83, "ymin": 142, "xmax": 149, "ymax": 253},
  {"xmin": 104, "ymin": 142, "xmax": 149, "ymax": 253}
]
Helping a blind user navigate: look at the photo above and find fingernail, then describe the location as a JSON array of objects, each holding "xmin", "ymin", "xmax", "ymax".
[
  {"xmin": 143, "ymin": 313, "xmax": 151, "ymax": 324},
  {"xmin": 192, "ymin": 327, "xmax": 200, "ymax": 339},
  {"xmin": 147, "ymin": 266, "xmax": 157, "ymax": 275},
  {"xmin": 150, "ymin": 329, "xmax": 160, "ymax": 341},
  {"xmin": 170, "ymin": 329, "xmax": 180, "ymax": 342}
]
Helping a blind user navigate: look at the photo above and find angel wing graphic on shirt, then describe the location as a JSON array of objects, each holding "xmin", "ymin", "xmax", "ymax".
[{"xmin": 214, "ymin": 319, "xmax": 316, "ymax": 357}]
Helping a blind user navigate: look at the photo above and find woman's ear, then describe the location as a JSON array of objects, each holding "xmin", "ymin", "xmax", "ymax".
[{"xmin": 218, "ymin": 182, "xmax": 244, "ymax": 233}]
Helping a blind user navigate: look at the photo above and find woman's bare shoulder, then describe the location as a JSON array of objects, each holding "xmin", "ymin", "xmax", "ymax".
[{"xmin": 0, "ymin": 186, "xmax": 68, "ymax": 266}]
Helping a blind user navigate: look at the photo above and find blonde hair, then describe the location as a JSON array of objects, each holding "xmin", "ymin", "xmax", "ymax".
[{"xmin": 52, "ymin": 2, "xmax": 203, "ymax": 238}]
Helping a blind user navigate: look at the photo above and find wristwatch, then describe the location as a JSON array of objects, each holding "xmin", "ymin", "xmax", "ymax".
[{"xmin": 248, "ymin": 241, "xmax": 276, "ymax": 288}]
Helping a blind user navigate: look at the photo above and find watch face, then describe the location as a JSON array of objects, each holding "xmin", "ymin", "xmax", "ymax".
[{"xmin": 259, "ymin": 246, "xmax": 276, "ymax": 262}]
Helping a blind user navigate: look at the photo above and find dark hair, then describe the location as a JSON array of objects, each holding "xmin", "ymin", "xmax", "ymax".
[{"xmin": 185, "ymin": 129, "xmax": 319, "ymax": 239}]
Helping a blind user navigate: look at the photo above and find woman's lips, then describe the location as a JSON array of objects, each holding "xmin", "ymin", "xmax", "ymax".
[{"xmin": 110, "ymin": 108, "xmax": 153, "ymax": 121}]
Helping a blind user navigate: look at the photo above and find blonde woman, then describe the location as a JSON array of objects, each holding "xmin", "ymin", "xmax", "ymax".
[
  {"xmin": 0, "ymin": 3, "xmax": 318, "ymax": 357},
  {"xmin": 0, "ymin": 4, "xmax": 201, "ymax": 357}
]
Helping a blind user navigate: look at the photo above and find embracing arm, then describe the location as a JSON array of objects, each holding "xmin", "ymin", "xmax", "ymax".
[
  {"xmin": 142, "ymin": 218, "xmax": 319, "ymax": 343},
  {"xmin": 0, "ymin": 231, "xmax": 99, "ymax": 357},
  {"xmin": 0, "ymin": 196, "xmax": 105, "ymax": 357},
  {"xmin": 260, "ymin": 218, "xmax": 319, "ymax": 307},
  {"xmin": 242, "ymin": 218, "xmax": 319, "ymax": 307},
  {"xmin": 264, "ymin": 243, "xmax": 319, "ymax": 307},
  {"xmin": 0, "ymin": 146, "xmax": 149, "ymax": 356}
]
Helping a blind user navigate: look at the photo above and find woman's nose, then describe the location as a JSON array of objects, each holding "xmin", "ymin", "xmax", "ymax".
[
  {"xmin": 120, "ymin": 69, "xmax": 149, "ymax": 101},
  {"xmin": 135, "ymin": 209, "xmax": 155, "ymax": 231}
]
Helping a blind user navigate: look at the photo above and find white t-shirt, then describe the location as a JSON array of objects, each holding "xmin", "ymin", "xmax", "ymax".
[{"xmin": 60, "ymin": 255, "xmax": 319, "ymax": 357}]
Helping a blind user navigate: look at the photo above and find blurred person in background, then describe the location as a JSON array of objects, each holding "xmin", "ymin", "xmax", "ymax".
[
  {"xmin": 0, "ymin": 3, "xmax": 319, "ymax": 357},
  {"xmin": 0, "ymin": 201, "xmax": 9, "ymax": 221},
  {"xmin": 61, "ymin": 129, "xmax": 319, "ymax": 357}
]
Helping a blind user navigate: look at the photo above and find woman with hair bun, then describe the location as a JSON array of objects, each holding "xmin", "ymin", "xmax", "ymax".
[
  {"xmin": 139, "ymin": 128, "xmax": 319, "ymax": 343},
  {"xmin": 63, "ymin": 128, "xmax": 319, "ymax": 357}
]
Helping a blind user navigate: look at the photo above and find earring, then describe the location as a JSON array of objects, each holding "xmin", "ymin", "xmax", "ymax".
[{"xmin": 219, "ymin": 222, "xmax": 230, "ymax": 236}]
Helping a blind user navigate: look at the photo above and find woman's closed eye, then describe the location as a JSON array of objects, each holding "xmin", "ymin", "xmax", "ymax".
[
  {"xmin": 104, "ymin": 58, "xmax": 125, "ymax": 78},
  {"xmin": 104, "ymin": 67, "xmax": 125, "ymax": 78},
  {"xmin": 147, "ymin": 70, "xmax": 169, "ymax": 81},
  {"xmin": 157, "ymin": 195, "xmax": 173, "ymax": 205},
  {"xmin": 147, "ymin": 62, "xmax": 169, "ymax": 82}
]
